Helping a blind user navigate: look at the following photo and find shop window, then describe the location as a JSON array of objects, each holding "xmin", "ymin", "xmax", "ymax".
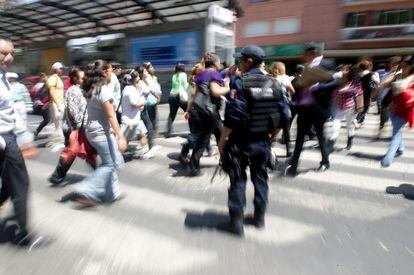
[{"xmin": 244, "ymin": 21, "xmax": 270, "ymax": 37}]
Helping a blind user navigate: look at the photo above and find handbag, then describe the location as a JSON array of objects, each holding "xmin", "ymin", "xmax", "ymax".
[
  {"xmin": 193, "ymin": 77, "xmax": 217, "ymax": 117},
  {"xmin": 60, "ymin": 106, "xmax": 97, "ymax": 165}
]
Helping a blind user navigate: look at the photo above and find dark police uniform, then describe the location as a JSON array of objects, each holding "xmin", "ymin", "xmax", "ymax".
[{"xmin": 223, "ymin": 67, "xmax": 282, "ymax": 234}]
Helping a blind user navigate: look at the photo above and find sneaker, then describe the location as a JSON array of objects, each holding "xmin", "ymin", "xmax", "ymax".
[
  {"xmin": 316, "ymin": 163, "xmax": 330, "ymax": 172},
  {"xmin": 48, "ymin": 175, "xmax": 64, "ymax": 186},
  {"xmin": 284, "ymin": 165, "xmax": 297, "ymax": 177},
  {"xmin": 142, "ymin": 151, "xmax": 155, "ymax": 159},
  {"xmin": 395, "ymin": 151, "xmax": 403, "ymax": 158}
]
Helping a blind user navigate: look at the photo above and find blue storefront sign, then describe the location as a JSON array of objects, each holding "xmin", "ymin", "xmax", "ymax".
[{"xmin": 128, "ymin": 31, "xmax": 201, "ymax": 70}]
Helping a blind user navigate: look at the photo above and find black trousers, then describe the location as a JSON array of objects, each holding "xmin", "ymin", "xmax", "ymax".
[
  {"xmin": 35, "ymin": 108, "xmax": 49, "ymax": 135},
  {"xmin": 167, "ymin": 96, "xmax": 187, "ymax": 136},
  {"xmin": 290, "ymin": 107, "xmax": 329, "ymax": 171},
  {"xmin": 0, "ymin": 133, "xmax": 29, "ymax": 233},
  {"xmin": 189, "ymin": 112, "xmax": 222, "ymax": 173},
  {"xmin": 141, "ymin": 110, "xmax": 154, "ymax": 149},
  {"xmin": 147, "ymin": 104, "xmax": 158, "ymax": 132},
  {"xmin": 357, "ymin": 90, "xmax": 371, "ymax": 124},
  {"xmin": 228, "ymin": 140, "xmax": 270, "ymax": 215},
  {"xmin": 282, "ymin": 116, "xmax": 291, "ymax": 156}
]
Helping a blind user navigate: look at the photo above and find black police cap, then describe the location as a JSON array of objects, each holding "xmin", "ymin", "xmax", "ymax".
[{"xmin": 233, "ymin": 45, "xmax": 265, "ymax": 61}]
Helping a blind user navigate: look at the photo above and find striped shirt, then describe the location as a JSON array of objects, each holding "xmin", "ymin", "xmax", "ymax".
[{"xmin": 334, "ymin": 81, "xmax": 363, "ymax": 111}]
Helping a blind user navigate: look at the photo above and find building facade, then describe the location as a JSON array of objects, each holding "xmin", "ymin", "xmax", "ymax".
[{"xmin": 235, "ymin": 0, "xmax": 414, "ymax": 64}]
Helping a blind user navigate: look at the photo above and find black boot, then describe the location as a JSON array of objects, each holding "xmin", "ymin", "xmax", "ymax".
[
  {"xmin": 253, "ymin": 208, "xmax": 265, "ymax": 228},
  {"xmin": 346, "ymin": 136, "xmax": 354, "ymax": 150},
  {"xmin": 48, "ymin": 158, "xmax": 72, "ymax": 185},
  {"xmin": 228, "ymin": 211, "xmax": 244, "ymax": 237},
  {"xmin": 327, "ymin": 139, "xmax": 335, "ymax": 153}
]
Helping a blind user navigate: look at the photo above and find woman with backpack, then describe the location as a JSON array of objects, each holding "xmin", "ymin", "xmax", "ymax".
[
  {"xmin": 381, "ymin": 56, "xmax": 414, "ymax": 167},
  {"xmin": 355, "ymin": 60, "xmax": 380, "ymax": 127},
  {"xmin": 166, "ymin": 63, "xmax": 188, "ymax": 138},
  {"xmin": 185, "ymin": 52, "xmax": 230, "ymax": 176},
  {"xmin": 269, "ymin": 61, "xmax": 295, "ymax": 157}
]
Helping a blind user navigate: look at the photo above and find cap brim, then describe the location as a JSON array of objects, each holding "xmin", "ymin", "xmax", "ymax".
[{"xmin": 232, "ymin": 52, "xmax": 243, "ymax": 59}]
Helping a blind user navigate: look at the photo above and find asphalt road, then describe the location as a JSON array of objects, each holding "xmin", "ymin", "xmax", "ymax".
[{"xmin": 0, "ymin": 104, "xmax": 413, "ymax": 275}]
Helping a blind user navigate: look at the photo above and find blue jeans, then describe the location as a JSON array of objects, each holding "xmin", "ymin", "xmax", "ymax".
[
  {"xmin": 381, "ymin": 113, "xmax": 406, "ymax": 167},
  {"xmin": 73, "ymin": 132, "xmax": 123, "ymax": 203}
]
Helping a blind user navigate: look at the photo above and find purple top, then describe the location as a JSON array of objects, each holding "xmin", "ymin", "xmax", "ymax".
[{"xmin": 195, "ymin": 69, "xmax": 224, "ymax": 86}]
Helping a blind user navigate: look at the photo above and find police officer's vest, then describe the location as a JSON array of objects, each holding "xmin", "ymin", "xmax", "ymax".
[{"xmin": 241, "ymin": 73, "xmax": 281, "ymax": 137}]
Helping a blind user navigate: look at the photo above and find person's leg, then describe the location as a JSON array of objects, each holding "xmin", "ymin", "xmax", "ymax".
[
  {"xmin": 142, "ymin": 112, "xmax": 154, "ymax": 149},
  {"xmin": 73, "ymin": 133, "xmax": 115, "ymax": 203},
  {"xmin": 48, "ymin": 103, "xmax": 65, "ymax": 148},
  {"xmin": 288, "ymin": 109, "xmax": 311, "ymax": 173},
  {"xmin": 0, "ymin": 134, "xmax": 30, "ymax": 235},
  {"xmin": 148, "ymin": 104, "xmax": 158, "ymax": 133},
  {"xmin": 35, "ymin": 109, "xmax": 49, "ymax": 135},
  {"xmin": 106, "ymin": 133, "xmax": 124, "ymax": 201},
  {"xmin": 166, "ymin": 96, "xmax": 179, "ymax": 137},
  {"xmin": 357, "ymin": 91, "xmax": 371, "ymax": 124},
  {"xmin": 227, "ymin": 150, "xmax": 248, "ymax": 235},
  {"xmin": 249, "ymin": 140, "xmax": 270, "ymax": 226},
  {"xmin": 313, "ymin": 114, "xmax": 330, "ymax": 168},
  {"xmin": 330, "ymin": 110, "xmax": 342, "ymax": 142},
  {"xmin": 282, "ymin": 117, "xmax": 291, "ymax": 156},
  {"xmin": 189, "ymin": 114, "xmax": 214, "ymax": 174},
  {"xmin": 346, "ymin": 108, "xmax": 356, "ymax": 149},
  {"xmin": 381, "ymin": 114, "xmax": 406, "ymax": 167}
]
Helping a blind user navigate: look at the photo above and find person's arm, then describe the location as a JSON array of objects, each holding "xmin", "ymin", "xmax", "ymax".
[
  {"xmin": 218, "ymin": 126, "xmax": 233, "ymax": 155},
  {"xmin": 102, "ymin": 100, "xmax": 127, "ymax": 152},
  {"xmin": 286, "ymin": 81, "xmax": 295, "ymax": 95},
  {"xmin": 184, "ymin": 85, "xmax": 197, "ymax": 120},
  {"xmin": 210, "ymin": 78, "xmax": 230, "ymax": 97},
  {"xmin": 313, "ymin": 79, "xmax": 341, "ymax": 95},
  {"xmin": 47, "ymin": 76, "xmax": 62, "ymax": 110}
]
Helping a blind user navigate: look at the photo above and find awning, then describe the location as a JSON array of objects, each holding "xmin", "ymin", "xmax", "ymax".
[{"xmin": 0, "ymin": 0, "xmax": 238, "ymax": 45}]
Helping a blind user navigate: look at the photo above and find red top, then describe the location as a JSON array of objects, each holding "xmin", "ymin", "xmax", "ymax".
[{"xmin": 393, "ymin": 83, "xmax": 414, "ymax": 128}]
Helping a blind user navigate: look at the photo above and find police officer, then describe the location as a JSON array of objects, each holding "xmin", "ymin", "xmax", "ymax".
[{"xmin": 218, "ymin": 45, "xmax": 282, "ymax": 236}]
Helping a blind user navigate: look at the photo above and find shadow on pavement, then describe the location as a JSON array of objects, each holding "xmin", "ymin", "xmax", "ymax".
[
  {"xmin": 348, "ymin": 152, "xmax": 383, "ymax": 161},
  {"xmin": 184, "ymin": 210, "xmax": 235, "ymax": 236},
  {"xmin": 386, "ymin": 183, "xmax": 414, "ymax": 201}
]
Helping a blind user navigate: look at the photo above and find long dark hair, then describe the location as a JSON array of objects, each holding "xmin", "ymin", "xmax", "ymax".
[
  {"xmin": 175, "ymin": 63, "xmax": 185, "ymax": 74},
  {"xmin": 69, "ymin": 67, "xmax": 82, "ymax": 85},
  {"xmin": 82, "ymin": 61, "xmax": 111, "ymax": 98},
  {"xmin": 136, "ymin": 66, "xmax": 146, "ymax": 81}
]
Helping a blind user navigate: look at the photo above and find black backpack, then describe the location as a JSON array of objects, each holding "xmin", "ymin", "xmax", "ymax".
[{"xmin": 38, "ymin": 84, "xmax": 48, "ymax": 101}]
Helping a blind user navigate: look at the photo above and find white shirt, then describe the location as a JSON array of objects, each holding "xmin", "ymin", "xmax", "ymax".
[
  {"xmin": 121, "ymin": 85, "xmax": 145, "ymax": 125},
  {"xmin": 0, "ymin": 70, "xmax": 33, "ymax": 145}
]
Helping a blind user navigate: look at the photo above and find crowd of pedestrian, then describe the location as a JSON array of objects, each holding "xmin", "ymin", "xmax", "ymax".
[{"xmin": 0, "ymin": 34, "xmax": 413, "ymax": 247}]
